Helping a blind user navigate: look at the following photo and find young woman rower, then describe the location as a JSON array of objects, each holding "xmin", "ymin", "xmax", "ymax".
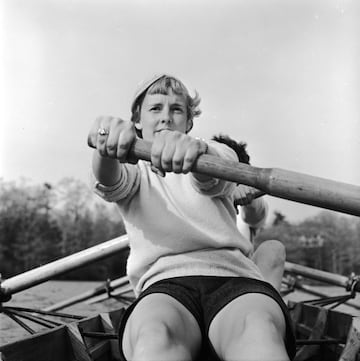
[{"xmin": 88, "ymin": 74, "xmax": 295, "ymax": 361}]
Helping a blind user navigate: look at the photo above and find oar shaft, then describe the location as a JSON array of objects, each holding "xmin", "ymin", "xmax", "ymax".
[
  {"xmin": 282, "ymin": 278, "xmax": 360, "ymax": 310},
  {"xmin": 43, "ymin": 276, "xmax": 129, "ymax": 312},
  {"xmin": 285, "ymin": 261, "xmax": 360, "ymax": 292},
  {"xmin": 0, "ymin": 236, "xmax": 129, "ymax": 298},
  {"xmin": 130, "ymin": 139, "xmax": 360, "ymax": 217}
]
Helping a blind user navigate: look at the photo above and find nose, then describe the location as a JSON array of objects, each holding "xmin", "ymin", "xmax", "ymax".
[{"xmin": 159, "ymin": 109, "xmax": 172, "ymax": 124}]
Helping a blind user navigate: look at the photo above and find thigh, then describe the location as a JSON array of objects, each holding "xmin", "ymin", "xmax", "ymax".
[
  {"xmin": 122, "ymin": 293, "xmax": 202, "ymax": 360},
  {"xmin": 204, "ymin": 278, "xmax": 296, "ymax": 360},
  {"xmin": 208, "ymin": 293, "xmax": 287, "ymax": 359}
]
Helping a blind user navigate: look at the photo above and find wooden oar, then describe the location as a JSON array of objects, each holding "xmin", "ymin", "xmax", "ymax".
[
  {"xmin": 285, "ymin": 261, "xmax": 360, "ymax": 293},
  {"xmin": 85, "ymin": 283, "xmax": 134, "ymax": 305},
  {"xmin": 43, "ymin": 276, "xmax": 130, "ymax": 312},
  {"xmin": 129, "ymin": 139, "xmax": 360, "ymax": 217},
  {"xmin": 0, "ymin": 236, "xmax": 129, "ymax": 299},
  {"xmin": 282, "ymin": 278, "xmax": 360, "ymax": 311}
]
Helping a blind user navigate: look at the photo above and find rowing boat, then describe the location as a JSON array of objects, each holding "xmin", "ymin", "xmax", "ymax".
[
  {"xmin": 2, "ymin": 256, "xmax": 360, "ymax": 361},
  {"xmin": 1, "ymin": 139, "xmax": 360, "ymax": 360}
]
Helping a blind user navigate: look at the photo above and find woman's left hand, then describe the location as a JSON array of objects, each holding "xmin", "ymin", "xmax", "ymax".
[{"xmin": 150, "ymin": 130, "xmax": 207, "ymax": 175}]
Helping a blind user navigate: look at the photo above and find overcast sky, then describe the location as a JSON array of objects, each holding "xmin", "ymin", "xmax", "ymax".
[{"xmin": 1, "ymin": 0, "xmax": 359, "ymax": 223}]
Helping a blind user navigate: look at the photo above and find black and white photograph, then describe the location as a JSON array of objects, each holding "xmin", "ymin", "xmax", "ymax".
[{"xmin": 1, "ymin": 1, "xmax": 360, "ymax": 360}]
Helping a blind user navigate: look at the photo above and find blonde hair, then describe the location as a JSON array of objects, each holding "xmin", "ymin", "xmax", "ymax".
[{"xmin": 131, "ymin": 75, "xmax": 201, "ymax": 126}]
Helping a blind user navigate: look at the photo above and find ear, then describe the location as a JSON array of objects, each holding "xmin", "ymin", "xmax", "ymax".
[
  {"xmin": 131, "ymin": 105, "xmax": 142, "ymax": 129},
  {"xmin": 186, "ymin": 119, "xmax": 193, "ymax": 133},
  {"xmin": 134, "ymin": 121, "xmax": 143, "ymax": 130}
]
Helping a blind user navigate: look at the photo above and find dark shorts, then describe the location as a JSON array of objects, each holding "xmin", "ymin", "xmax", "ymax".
[{"xmin": 118, "ymin": 276, "xmax": 296, "ymax": 361}]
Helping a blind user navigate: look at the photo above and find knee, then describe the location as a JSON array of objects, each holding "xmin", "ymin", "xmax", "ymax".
[
  {"xmin": 135, "ymin": 322, "xmax": 173, "ymax": 353},
  {"xmin": 260, "ymin": 240, "xmax": 286, "ymax": 266},
  {"xmin": 224, "ymin": 312, "xmax": 288, "ymax": 361},
  {"xmin": 242, "ymin": 311, "xmax": 284, "ymax": 339},
  {"xmin": 132, "ymin": 322, "xmax": 193, "ymax": 360}
]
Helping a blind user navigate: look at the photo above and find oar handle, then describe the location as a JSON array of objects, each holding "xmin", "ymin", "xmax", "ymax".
[
  {"xmin": 129, "ymin": 138, "xmax": 360, "ymax": 217},
  {"xmin": 129, "ymin": 138, "xmax": 264, "ymax": 198}
]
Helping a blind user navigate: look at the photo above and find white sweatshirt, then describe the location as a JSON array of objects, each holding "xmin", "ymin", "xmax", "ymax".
[{"xmin": 94, "ymin": 141, "xmax": 264, "ymax": 296}]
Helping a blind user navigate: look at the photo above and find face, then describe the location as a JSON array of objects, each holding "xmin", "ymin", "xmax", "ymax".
[{"xmin": 137, "ymin": 90, "xmax": 191, "ymax": 140}]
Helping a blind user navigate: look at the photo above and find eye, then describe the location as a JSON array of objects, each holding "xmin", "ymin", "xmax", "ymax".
[
  {"xmin": 150, "ymin": 105, "xmax": 161, "ymax": 112},
  {"xmin": 172, "ymin": 106, "xmax": 184, "ymax": 114}
]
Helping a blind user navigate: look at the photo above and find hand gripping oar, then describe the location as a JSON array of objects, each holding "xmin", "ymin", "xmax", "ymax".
[{"xmin": 128, "ymin": 138, "xmax": 360, "ymax": 217}]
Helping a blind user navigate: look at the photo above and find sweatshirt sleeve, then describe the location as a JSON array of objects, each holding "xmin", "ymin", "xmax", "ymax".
[
  {"xmin": 240, "ymin": 198, "xmax": 268, "ymax": 229},
  {"xmin": 190, "ymin": 140, "xmax": 237, "ymax": 197},
  {"xmin": 92, "ymin": 163, "xmax": 141, "ymax": 203}
]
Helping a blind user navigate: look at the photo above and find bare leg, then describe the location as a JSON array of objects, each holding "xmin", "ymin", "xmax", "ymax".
[
  {"xmin": 208, "ymin": 293, "xmax": 289, "ymax": 361},
  {"xmin": 252, "ymin": 240, "xmax": 286, "ymax": 291},
  {"xmin": 122, "ymin": 293, "xmax": 202, "ymax": 361}
]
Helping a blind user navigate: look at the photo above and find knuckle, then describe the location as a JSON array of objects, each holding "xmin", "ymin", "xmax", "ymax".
[
  {"xmin": 172, "ymin": 158, "xmax": 182, "ymax": 166},
  {"xmin": 106, "ymin": 143, "xmax": 117, "ymax": 153},
  {"xmin": 97, "ymin": 136, "xmax": 107, "ymax": 145},
  {"xmin": 98, "ymin": 149, "xmax": 107, "ymax": 157},
  {"xmin": 115, "ymin": 117, "xmax": 126, "ymax": 126},
  {"xmin": 124, "ymin": 118, "xmax": 132, "ymax": 126},
  {"xmin": 151, "ymin": 143, "xmax": 162, "ymax": 160},
  {"xmin": 162, "ymin": 157, "xmax": 172, "ymax": 165},
  {"xmin": 151, "ymin": 152, "xmax": 161, "ymax": 161},
  {"xmin": 184, "ymin": 154, "xmax": 195, "ymax": 164},
  {"xmin": 118, "ymin": 142, "xmax": 129, "ymax": 151},
  {"xmin": 96, "ymin": 115, "xmax": 111, "ymax": 125},
  {"xmin": 195, "ymin": 138, "xmax": 202, "ymax": 148}
]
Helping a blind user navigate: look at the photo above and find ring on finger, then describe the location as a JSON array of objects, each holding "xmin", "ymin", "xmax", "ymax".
[{"xmin": 98, "ymin": 128, "xmax": 109, "ymax": 136}]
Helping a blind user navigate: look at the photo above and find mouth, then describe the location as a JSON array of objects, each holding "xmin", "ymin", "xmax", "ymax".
[{"xmin": 155, "ymin": 128, "xmax": 172, "ymax": 133}]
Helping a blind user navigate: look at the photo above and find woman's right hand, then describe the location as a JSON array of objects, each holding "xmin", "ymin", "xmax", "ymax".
[
  {"xmin": 87, "ymin": 116, "xmax": 137, "ymax": 162},
  {"xmin": 233, "ymin": 185, "xmax": 259, "ymax": 206}
]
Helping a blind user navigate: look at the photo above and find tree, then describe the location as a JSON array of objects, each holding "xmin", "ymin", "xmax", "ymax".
[
  {"xmin": 0, "ymin": 179, "xmax": 62, "ymax": 276},
  {"xmin": 272, "ymin": 211, "xmax": 288, "ymax": 226},
  {"xmin": 256, "ymin": 209, "xmax": 360, "ymax": 276},
  {"xmin": 0, "ymin": 178, "xmax": 128, "ymax": 279}
]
